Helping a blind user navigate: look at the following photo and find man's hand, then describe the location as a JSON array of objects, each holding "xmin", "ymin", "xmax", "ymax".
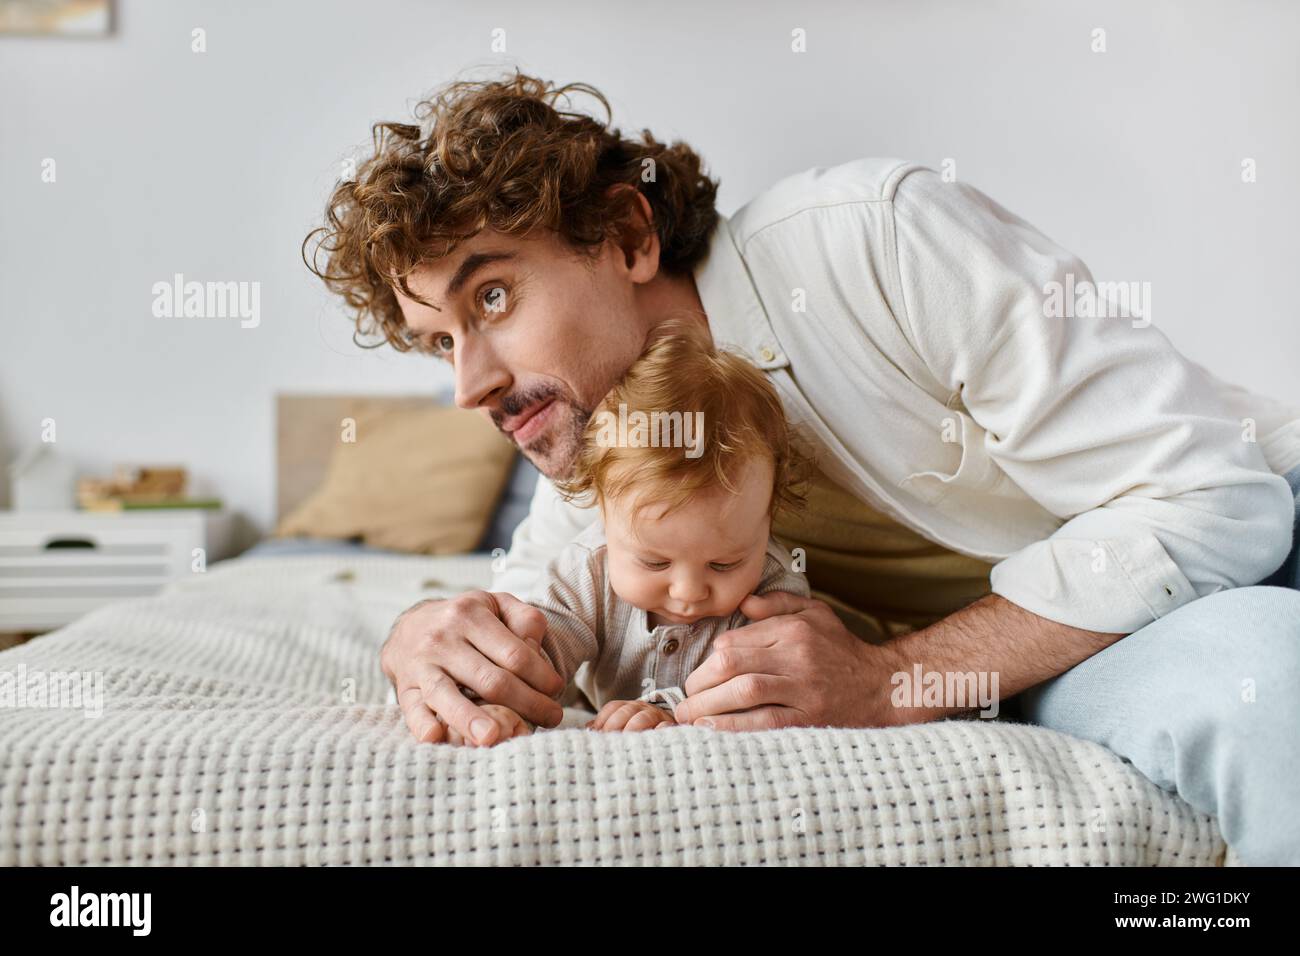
[
  {"xmin": 585, "ymin": 699, "xmax": 677, "ymax": 732},
  {"xmin": 673, "ymin": 591, "xmax": 1126, "ymax": 731},
  {"xmin": 381, "ymin": 591, "xmax": 566, "ymax": 746},
  {"xmin": 673, "ymin": 592, "xmax": 904, "ymax": 731}
]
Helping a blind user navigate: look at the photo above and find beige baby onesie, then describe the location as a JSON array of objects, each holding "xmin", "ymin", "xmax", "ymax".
[{"xmin": 532, "ymin": 521, "xmax": 811, "ymax": 712}]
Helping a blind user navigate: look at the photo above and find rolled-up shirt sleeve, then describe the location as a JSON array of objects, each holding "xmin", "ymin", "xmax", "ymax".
[{"xmin": 889, "ymin": 168, "xmax": 1294, "ymax": 633}]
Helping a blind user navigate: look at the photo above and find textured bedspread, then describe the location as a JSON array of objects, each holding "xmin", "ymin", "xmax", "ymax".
[{"xmin": 0, "ymin": 551, "xmax": 1232, "ymax": 865}]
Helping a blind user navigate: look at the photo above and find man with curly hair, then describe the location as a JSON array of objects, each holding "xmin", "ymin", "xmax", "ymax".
[{"xmin": 305, "ymin": 71, "xmax": 1300, "ymax": 864}]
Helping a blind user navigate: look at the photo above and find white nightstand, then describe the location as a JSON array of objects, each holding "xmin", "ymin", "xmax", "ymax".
[{"xmin": 0, "ymin": 510, "xmax": 236, "ymax": 633}]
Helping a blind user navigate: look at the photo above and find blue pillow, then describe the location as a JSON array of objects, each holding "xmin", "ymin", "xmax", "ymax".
[{"xmin": 476, "ymin": 455, "xmax": 540, "ymax": 553}]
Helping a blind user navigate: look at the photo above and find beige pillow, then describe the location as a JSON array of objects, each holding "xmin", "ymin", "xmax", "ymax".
[{"xmin": 275, "ymin": 403, "xmax": 516, "ymax": 554}]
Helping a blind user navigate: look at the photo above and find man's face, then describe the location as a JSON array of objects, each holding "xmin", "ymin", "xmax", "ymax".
[{"xmin": 394, "ymin": 229, "xmax": 650, "ymax": 479}]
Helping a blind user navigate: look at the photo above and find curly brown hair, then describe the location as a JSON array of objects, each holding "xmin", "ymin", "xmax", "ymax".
[{"xmin": 302, "ymin": 70, "xmax": 721, "ymax": 351}]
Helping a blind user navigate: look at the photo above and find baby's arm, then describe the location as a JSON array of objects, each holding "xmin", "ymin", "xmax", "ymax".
[
  {"xmin": 531, "ymin": 552, "xmax": 604, "ymax": 704},
  {"xmin": 523, "ymin": 533, "xmax": 607, "ymax": 718}
]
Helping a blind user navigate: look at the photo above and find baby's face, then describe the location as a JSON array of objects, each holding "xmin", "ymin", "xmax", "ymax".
[{"xmin": 602, "ymin": 457, "xmax": 774, "ymax": 625}]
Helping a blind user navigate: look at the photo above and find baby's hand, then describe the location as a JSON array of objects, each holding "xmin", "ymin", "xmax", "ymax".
[
  {"xmin": 442, "ymin": 703, "xmax": 532, "ymax": 746},
  {"xmin": 586, "ymin": 699, "xmax": 677, "ymax": 732}
]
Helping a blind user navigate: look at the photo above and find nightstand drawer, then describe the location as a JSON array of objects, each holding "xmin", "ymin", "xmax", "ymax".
[{"xmin": 0, "ymin": 511, "xmax": 234, "ymax": 631}]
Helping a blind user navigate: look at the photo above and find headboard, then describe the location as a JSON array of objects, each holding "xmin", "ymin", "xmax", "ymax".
[{"xmin": 274, "ymin": 393, "xmax": 440, "ymax": 522}]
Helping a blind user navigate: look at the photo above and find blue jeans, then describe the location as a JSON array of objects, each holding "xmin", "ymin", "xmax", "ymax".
[{"xmin": 1012, "ymin": 465, "xmax": 1300, "ymax": 865}]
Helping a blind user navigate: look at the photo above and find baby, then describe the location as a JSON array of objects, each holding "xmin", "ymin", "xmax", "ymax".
[{"xmin": 443, "ymin": 319, "xmax": 810, "ymax": 743}]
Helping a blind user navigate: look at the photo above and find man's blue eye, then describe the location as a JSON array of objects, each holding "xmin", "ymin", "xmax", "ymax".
[
  {"xmin": 406, "ymin": 330, "xmax": 452, "ymax": 356},
  {"xmin": 479, "ymin": 285, "xmax": 508, "ymax": 314}
]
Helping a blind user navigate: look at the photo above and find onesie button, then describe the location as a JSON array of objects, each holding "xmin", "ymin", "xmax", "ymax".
[
  {"xmin": 759, "ymin": 346, "xmax": 776, "ymax": 363},
  {"xmin": 662, "ymin": 638, "xmax": 680, "ymax": 655}
]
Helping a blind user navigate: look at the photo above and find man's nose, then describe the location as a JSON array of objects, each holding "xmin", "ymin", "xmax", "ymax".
[{"xmin": 452, "ymin": 339, "xmax": 510, "ymax": 410}]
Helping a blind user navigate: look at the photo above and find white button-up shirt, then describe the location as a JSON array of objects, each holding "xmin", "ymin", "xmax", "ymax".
[{"xmin": 495, "ymin": 158, "xmax": 1299, "ymax": 634}]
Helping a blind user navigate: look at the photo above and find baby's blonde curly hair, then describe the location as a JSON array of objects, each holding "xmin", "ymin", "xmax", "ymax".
[{"xmin": 556, "ymin": 318, "xmax": 812, "ymax": 520}]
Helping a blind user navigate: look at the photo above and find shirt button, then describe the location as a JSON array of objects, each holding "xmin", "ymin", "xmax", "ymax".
[
  {"xmin": 759, "ymin": 346, "xmax": 776, "ymax": 362},
  {"xmin": 662, "ymin": 639, "xmax": 679, "ymax": 655}
]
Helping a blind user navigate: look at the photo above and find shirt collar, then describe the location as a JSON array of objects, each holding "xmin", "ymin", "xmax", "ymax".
[{"xmin": 693, "ymin": 218, "xmax": 790, "ymax": 371}]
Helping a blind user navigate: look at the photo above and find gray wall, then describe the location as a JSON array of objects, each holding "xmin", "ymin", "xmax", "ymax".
[{"xmin": 2, "ymin": 0, "xmax": 1296, "ymax": 535}]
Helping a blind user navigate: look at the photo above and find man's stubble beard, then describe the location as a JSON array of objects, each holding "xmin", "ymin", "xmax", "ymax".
[
  {"xmin": 523, "ymin": 400, "xmax": 591, "ymax": 481},
  {"xmin": 490, "ymin": 383, "xmax": 590, "ymax": 480}
]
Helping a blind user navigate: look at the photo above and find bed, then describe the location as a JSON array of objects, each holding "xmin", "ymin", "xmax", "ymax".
[{"xmin": 0, "ymin": 396, "xmax": 1240, "ymax": 866}]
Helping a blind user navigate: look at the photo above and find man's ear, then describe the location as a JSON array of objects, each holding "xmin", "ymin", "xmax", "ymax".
[{"xmin": 605, "ymin": 184, "xmax": 660, "ymax": 282}]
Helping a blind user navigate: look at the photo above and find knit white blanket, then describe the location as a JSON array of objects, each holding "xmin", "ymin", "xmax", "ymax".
[{"xmin": 0, "ymin": 551, "xmax": 1231, "ymax": 865}]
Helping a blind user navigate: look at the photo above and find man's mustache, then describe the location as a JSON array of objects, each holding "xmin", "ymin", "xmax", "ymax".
[{"xmin": 490, "ymin": 386, "xmax": 573, "ymax": 432}]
